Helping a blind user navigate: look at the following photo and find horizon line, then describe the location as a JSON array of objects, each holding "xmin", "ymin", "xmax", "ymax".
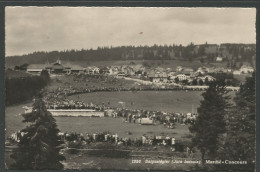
[{"xmin": 6, "ymin": 42, "xmax": 256, "ymax": 57}]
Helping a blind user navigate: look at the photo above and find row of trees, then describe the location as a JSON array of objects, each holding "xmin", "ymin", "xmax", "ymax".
[
  {"xmin": 6, "ymin": 43, "xmax": 255, "ymax": 66},
  {"xmin": 190, "ymin": 72, "xmax": 255, "ymax": 171},
  {"xmin": 5, "ymin": 70, "xmax": 50, "ymax": 105}
]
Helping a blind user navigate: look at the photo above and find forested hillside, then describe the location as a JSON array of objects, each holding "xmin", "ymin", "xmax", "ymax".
[{"xmin": 6, "ymin": 43, "xmax": 256, "ymax": 67}]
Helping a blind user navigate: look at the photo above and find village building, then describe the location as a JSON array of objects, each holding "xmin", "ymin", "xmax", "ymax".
[
  {"xmin": 233, "ymin": 70, "xmax": 241, "ymax": 75},
  {"xmin": 166, "ymin": 68, "xmax": 172, "ymax": 73},
  {"xmin": 26, "ymin": 60, "xmax": 84, "ymax": 75},
  {"xmin": 155, "ymin": 67, "xmax": 165, "ymax": 73},
  {"xmin": 207, "ymin": 67, "xmax": 216, "ymax": 74},
  {"xmin": 69, "ymin": 64, "xmax": 85, "ymax": 74},
  {"xmin": 109, "ymin": 66, "xmax": 120, "ymax": 75},
  {"xmin": 85, "ymin": 67, "xmax": 93, "ymax": 74},
  {"xmin": 98, "ymin": 66, "xmax": 110, "ymax": 74},
  {"xmin": 182, "ymin": 68, "xmax": 194, "ymax": 74},
  {"xmin": 239, "ymin": 65, "xmax": 254, "ymax": 74},
  {"xmin": 214, "ymin": 67, "xmax": 228, "ymax": 73},
  {"xmin": 196, "ymin": 66, "xmax": 209, "ymax": 75},
  {"xmin": 203, "ymin": 75, "xmax": 216, "ymax": 82},
  {"xmin": 216, "ymin": 57, "xmax": 223, "ymax": 62},
  {"xmin": 176, "ymin": 66, "xmax": 183, "ymax": 72},
  {"xmin": 117, "ymin": 72, "xmax": 126, "ymax": 78},
  {"xmin": 26, "ymin": 64, "xmax": 47, "ymax": 74},
  {"xmin": 168, "ymin": 74, "xmax": 177, "ymax": 81},
  {"xmin": 176, "ymin": 74, "xmax": 190, "ymax": 81},
  {"xmin": 122, "ymin": 66, "xmax": 135, "ymax": 76},
  {"xmin": 148, "ymin": 73, "xmax": 168, "ymax": 83},
  {"xmin": 196, "ymin": 75, "xmax": 215, "ymax": 83},
  {"xmin": 85, "ymin": 66, "xmax": 100, "ymax": 74},
  {"xmin": 93, "ymin": 67, "xmax": 100, "ymax": 74}
]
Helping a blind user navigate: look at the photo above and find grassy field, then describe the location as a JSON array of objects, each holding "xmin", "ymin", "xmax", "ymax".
[
  {"xmin": 5, "ymin": 103, "xmax": 190, "ymax": 139},
  {"xmin": 6, "ymin": 90, "xmax": 236, "ymax": 138},
  {"xmin": 69, "ymin": 90, "xmax": 204, "ymax": 113},
  {"xmin": 56, "ymin": 117, "xmax": 190, "ymax": 139},
  {"xmin": 5, "ymin": 101, "xmax": 191, "ymax": 139}
]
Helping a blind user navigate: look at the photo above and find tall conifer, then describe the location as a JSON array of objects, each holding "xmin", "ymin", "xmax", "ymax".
[
  {"xmin": 221, "ymin": 72, "xmax": 255, "ymax": 170},
  {"xmin": 189, "ymin": 79, "xmax": 230, "ymax": 162},
  {"xmin": 11, "ymin": 99, "xmax": 65, "ymax": 170}
]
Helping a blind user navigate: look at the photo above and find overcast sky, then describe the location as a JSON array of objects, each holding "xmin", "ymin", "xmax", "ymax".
[{"xmin": 5, "ymin": 7, "xmax": 256, "ymax": 56}]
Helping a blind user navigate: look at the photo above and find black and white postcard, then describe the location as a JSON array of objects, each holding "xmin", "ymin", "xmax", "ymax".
[{"xmin": 4, "ymin": 7, "xmax": 256, "ymax": 171}]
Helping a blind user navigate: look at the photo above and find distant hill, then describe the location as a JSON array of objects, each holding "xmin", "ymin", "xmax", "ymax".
[{"xmin": 6, "ymin": 43, "xmax": 256, "ymax": 68}]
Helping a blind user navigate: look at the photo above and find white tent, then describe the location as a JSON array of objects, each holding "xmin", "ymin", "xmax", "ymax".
[{"xmin": 140, "ymin": 118, "xmax": 154, "ymax": 125}]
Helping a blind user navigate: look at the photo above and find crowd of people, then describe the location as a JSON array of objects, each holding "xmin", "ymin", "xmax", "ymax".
[
  {"xmin": 59, "ymin": 132, "xmax": 179, "ymax": 148},
  {"xmin": 43, "ymin": 83, "xmax": 203, "ymax": 99},
  {"xmin": 41, "ymin": 86, "xmax": 197, "ymax": 129},
  {"xmin": 42, "ymin": 94, "xmax": 196, "ymax": 128},
  {"xmin": 9, "ymin": 130, "xmax": 190, "ymax": 153},
  {"xmin": 116, "ymin": 108, "xmax": 197, "ymax": 126},
  {"xmin": 41, "ymin": 82, "xmax": 197, "ymax": 125}
]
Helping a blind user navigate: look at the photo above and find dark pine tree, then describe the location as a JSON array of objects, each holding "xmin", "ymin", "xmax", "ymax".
[
  {"xmin": 219, "ymin": 72, "xmax": 255, "ymax": 171},
  {"xmin": 189, "ymin": 79, "xmax": 231, "ymax": 163},
  {"xmin": 10, "ymin": 99, "xmax": 65, "ymax": 170}
]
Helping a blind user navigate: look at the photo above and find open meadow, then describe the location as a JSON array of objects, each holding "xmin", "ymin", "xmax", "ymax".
[
  {"xmin": 5, "ymin": 90, "xmax": 236, "ymax": 139},
  {"xmin": 5, "ymin": 101, "xmax": 191, "ymax": 140},
  {"xmin": 69, "ymin": 90, "xmax": 236, "ymax": 113},
  {"xmin": 69, "ymin": 90, "xmax": 204, "ymax": 113}
]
